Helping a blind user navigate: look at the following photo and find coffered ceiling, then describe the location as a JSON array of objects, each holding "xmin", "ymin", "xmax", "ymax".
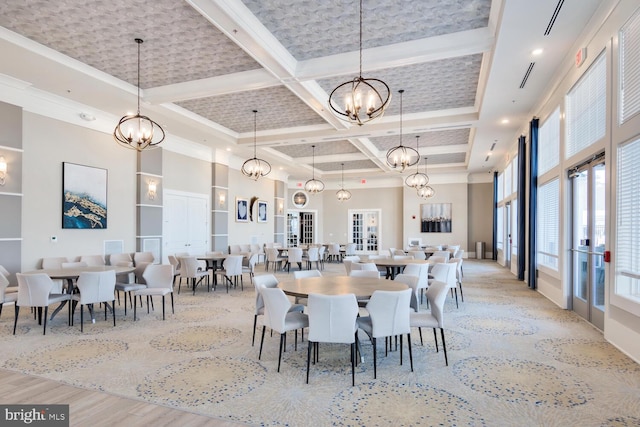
[{"xmin": 0, "ymin": 0, "xmax": 606, "ymax": 186}]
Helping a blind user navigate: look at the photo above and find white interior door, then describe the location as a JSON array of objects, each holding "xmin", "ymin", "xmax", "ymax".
[{"xmin": 164, "ymin": 191, "xmax": 209, "ymax": 260}]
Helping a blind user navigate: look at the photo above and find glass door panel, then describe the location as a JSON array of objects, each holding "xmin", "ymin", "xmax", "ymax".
[{"xmin": 570, "ymin": 158, "xmax": 605, "ymax": 330}]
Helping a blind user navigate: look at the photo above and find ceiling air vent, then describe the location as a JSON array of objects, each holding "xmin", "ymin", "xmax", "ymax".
[
  {"xmin": 544, "ymin": 0, "xmax": 565, "ymax": 36},
  {"xmin": 520, "ymin": 63, "xmax": 535, "ymax": 89}
]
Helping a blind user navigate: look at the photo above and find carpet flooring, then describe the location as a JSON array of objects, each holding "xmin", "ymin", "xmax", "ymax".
[{"xmin": 1, "ymin": 259, "xmax": 639, "ymax": 426}]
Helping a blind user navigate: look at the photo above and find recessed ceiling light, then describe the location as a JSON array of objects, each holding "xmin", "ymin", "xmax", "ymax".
[
  {"xmin": 226, "ymin": 147, "xmax": 231, "ymax": 152},
  {"xmin": 501, "ymin": 119, "xmax": 510, "ymax": 124},
  {"xmin": 532, "ymin": 48, "xmax": 544, "ymax": 56}
]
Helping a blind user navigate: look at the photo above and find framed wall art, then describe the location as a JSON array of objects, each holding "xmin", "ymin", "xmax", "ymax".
[
  {"xmin": 62, "ymin": 162, "xmax": 108, "ymax": 229},
  {"xmin": 258, "ymin": 200, "xmax": 268, "ymax": 223},
  {"xmin": 236, "ymin": 197, "xmax": 248, "ymax": 222},
  {"xmin": 420, "ymin": 203, "xmax": 452, "ymax": 233}
]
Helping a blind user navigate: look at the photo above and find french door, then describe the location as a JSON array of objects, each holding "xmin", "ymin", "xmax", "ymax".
[
  {"xmin": 348, "ymin": 209, "xmax": 381, "ymax": 254},
  {"xmin": 570, "ymin": 156, "xmax": 605, "ymax": 330},
  {"xmin": 164, "ymin": 191, "xmax": 209, "ymax": 261},
  {"xmin": 287, "ymin": 211, "xmax": 315, "ymax": 246}
]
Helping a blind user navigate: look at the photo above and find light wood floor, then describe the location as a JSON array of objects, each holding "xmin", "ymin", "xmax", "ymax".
[{"xmin": 0, "ymin": 369, "xmax": 246, "ymax": 427}]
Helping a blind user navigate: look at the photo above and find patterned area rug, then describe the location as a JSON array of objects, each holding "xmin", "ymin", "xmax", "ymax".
[{"xmin": 2, "ymin": 260, "xmax": 640, "ymax": 426}]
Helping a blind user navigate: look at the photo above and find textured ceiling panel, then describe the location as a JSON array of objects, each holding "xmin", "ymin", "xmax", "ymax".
[
  {"xmin": 315, "ymin": 159, "xmax": 380, "ymax": 172},
  {"xmin": 176, "ymin": 86, "xmax": 327, "ymax": 133},
  {"xmin": 271, "ymin": 141, "xmax": 360, "ymax": 158},
  {"xmin": 0, "ymin": 0, "xmax": 260, "ymax": 88},
  {"xmin": 318, "ymin": 55, "xmax": 482, "ymax": 114},
  {"xmin": 370, "ymin": 129, "xmax": 470, "ymax": 151},
  {"xmin": 422, "ymin": 152, "xmax": 467, "ymax": 165},
  {"xmin": 241, "ymin": 0, "xmax": 491, "ymax": 61}
]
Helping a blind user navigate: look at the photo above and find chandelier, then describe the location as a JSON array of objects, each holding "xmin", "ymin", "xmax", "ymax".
[
  {"xmin": 336, "ymin": 163, "xmax": 352, "ymax": 201},
  {"xmin": 417, "ymin": 157, "xmax": 435, "ymax": 198},
  {"xmin": 304, "ymin": 145, "xmax": 325, "ymax": 194},
  {"xmin": 114, "ymin": 39, "xmax": 165, "ymax": 151},
  {"xmin": 328, "ymin": 0, "xmax": 391, "ymax": 126},
  {"xmin": 386, "ymin": 89, "xmax": 419, "ymax": 171},
  {"xmin": 241, "ymin": 110, "xmax": 271, "ymax": 180},
  {"xmin": 405, "ymin": 135, "xmax": 429, "ymax": 188}
]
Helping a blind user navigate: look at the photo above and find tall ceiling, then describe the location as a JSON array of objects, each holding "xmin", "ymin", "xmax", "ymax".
[{"xmin": 0, "ymin": 0, "xmax": 605, "ymax": 187}]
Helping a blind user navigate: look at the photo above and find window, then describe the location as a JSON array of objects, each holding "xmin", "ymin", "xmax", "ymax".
[
  {"xmin": 566, "ymin": 53, "xmax": 606, "ymax": 158},
  {"xmin": 537, "ymin": 178, "xmax": 559, "ymax": 270},
  {"xmin": 620, "ymin": 8, "xmax": 640, "ymax": 124},
  {"xmin": 504, "ymin": 162, "xmax": 512, "ymax": 196},
  {"xmin": 615, "ymin": 137, "xmax": 640, "ymax": 302},
  {"xmin": 496, "ymin": 206, "xmax": 503, "ymax": 251},
  {"xmin": 512, "ymin": 154, "xmax": 519, "ymax": 191},
  {"xmin": 512, "ymin": 199, "xmax": 518, "ymax": 256},
  {"xmin": 539, "ymin": 108, "xmax": 560, "ymax": 175}
]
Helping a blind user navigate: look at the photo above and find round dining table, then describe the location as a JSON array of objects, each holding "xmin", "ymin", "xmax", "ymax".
[
  {"xmin": 278, "ymin": 275, "xmax": 408, "ymax": 300},
  {"xmin": 368, "ymin": 258, "xmax": 430, "ymax": 279}
]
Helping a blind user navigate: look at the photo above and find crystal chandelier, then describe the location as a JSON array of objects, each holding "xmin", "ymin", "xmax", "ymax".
[
  {"xmin": 114, "ymin": 39, "xmax": 165, "ymax": 151},
  {"xmin": 241, "ymin": 110, "xmax": 271, "ymax": 180},
  {"xmin": 336, "ymin": 163, "xmax": 352, "ymax": 201},
  {"xmin": 386, "ymin": 89, "xmax": 419, "ymax": 171},
  {"xmin": 405, "ymin": 135, "xmax": 429, "ymax": 188},
  {"xmin": 417, "ymin": 157, "xmax": 435, "ymax": 198},
  {"xmin": 304, "ymin": 145, "xmax": 325, "ymax": 194},
  {"xmin": 328, "ymin": 0, "xmax": 391, "ymax": 126}
]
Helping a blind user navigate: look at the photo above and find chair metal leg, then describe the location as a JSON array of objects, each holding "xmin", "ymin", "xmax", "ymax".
[
  {"xmin": 351, "ymin": 342, "xmax": 355, "ymax": 386},
  {"xmin": 407, "ymin": 333, "xmax": 413, "ymax": 372},
  {"xmin": 418, "ymin": 327, "xmax": 424, "ymax": 345},
  {"xmin": 372, "ymin": 337, "xmax": 377, "ymax": 379},
  {"xmin": 252, "ymin": 315, "xmax": 258, "ymax": 346},
  {"xmin": 277, "ymin": 333, "xmax": 285, "ymax": 372},
  {"xmin": 112, "ymin": 299, "xmax": 116, "ymax": 326},
  {"xmin": 162, "ymin": 295, "xmax": 166, "ymax": 320},
  {"xmin": 43, "ymin": 306, "xmax": 48, "ymax": 335},
  {"xmin": 306, "ymin": 341, "xmax": 313, "ymax": 384},
  {"xmin": 433, "ymin": 328, "xmax": 439, "ymax": 352},
  {"xmin": 440, "ymin": 328, "xmax": 448, "ymax": 366},
  {"xmin": 258, "ymin": 325, "xmax": 266, "ymax": 360},
  {"xmin": 80, "ymin": 304, "xmax": 84, "ymax": 332},
  {"xmin": 13, "ymin": 305, "xmax": 19, "ymax": 335},
  {"xmin": 170, "ymin": 293, "xmax": 175, "ymax": 314}
]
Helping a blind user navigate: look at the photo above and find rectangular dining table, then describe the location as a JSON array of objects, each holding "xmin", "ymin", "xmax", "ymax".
[{"xmin": 24, "ymin": 265, "xmax": 135, "ymax": 321}]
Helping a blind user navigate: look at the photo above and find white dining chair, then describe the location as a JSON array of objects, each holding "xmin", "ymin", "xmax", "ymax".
[
  {"xmin": 259, "ymin": 287, "xmax": 309, "ymax": 372},
  {"xmin": 0, "ymin": 272, "xmax": 18, "ymax": 319},
  {"xmin": 134, "ymin": 264, "xmax": 174, "ymax": 321},
  {"xmin": 252, "ymin": 274, "xmax": 304, "ymax": 346},
  {"xmin": 357, "ymin": 288, "xmax": 413, "ymax": 379},
  {"xmin": 306, "ymin": 293, "xmax": 359, "ymax": 386},
  {"xmin": 14, "ymin": 273, "xmax": 72, "ymax": 335},
  {"xmin": 410, "ymin": 280, "xmax": 449, "ymax": 365},
  {"xmin": 71, "ymin": 270, "xmax": 116, "ymax": 332}
]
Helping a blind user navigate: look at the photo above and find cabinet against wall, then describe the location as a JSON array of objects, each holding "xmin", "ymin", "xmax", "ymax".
[{"xmin": 163, "ymin": 191, "xmax": 209, "ymax": 260}]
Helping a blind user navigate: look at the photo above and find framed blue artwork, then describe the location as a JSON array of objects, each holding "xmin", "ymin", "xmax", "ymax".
[{"xmin": 62, "ymin": 162, "xmax": 107, "ymax": 229}]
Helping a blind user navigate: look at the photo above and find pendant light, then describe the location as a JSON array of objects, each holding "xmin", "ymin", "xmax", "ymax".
[
  {"xmin": 241, "ymin": 110, "xmax": 271, "ymax": 180},
  {"xmin": 328, "ymin": 0, "xmax": 391, "ymax": 126},
  {"xmin": 114, "ymin": 38, "xmax": 165, "ymax": 151},
  {"xmin": 304, "ymin": 145, "xmax": 325, "ymax": 194},
  {"xmin": 386, "ymin": 89, "xmax": 419, "ymax": 171},
  {"xmin": 336, "ymin": 163, "xmax": 352, "ymax": 201},
  {"xmin": 405, "ymin": 135, "xmax": 429, "ymax": 188},
  {"xmin": 417, "ymin": 157, "xmax": 436, "ymax": 198}
]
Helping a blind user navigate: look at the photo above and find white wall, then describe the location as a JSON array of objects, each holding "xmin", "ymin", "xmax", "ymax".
[
  {"xmin": 22, "ymin": 113, "xmax": 136, "ymax": 269},
  {"xmin": 402, "ymin": 183, "xmax": 468, "ymax": 251}
]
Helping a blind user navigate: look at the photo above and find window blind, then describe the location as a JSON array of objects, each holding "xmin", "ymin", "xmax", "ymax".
[
  {"xmin": 537, "ymin": 178, "xmax": 559, "ymax": 270},
  {"xmin": 566, "ymin": 53, "xmax": 606, "ymax": 158},
  {"xmin": 620, "ymin": 8, "xmax": 640, "ymax": 124},
  {"xmin": 538, "ymin": 108, "xmax": 560, "ymax": 174},
  {"xmin": 616, "ymin": 138, "xmax": 640, "ymax": 297}
]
